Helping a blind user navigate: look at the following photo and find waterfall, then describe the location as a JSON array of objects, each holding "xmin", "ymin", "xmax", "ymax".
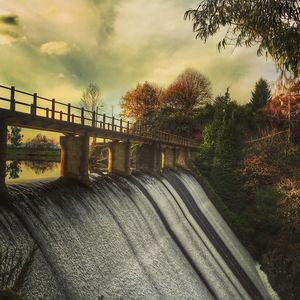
[{"xmin": 0, "ymin": 171, "xmax": 274, "ymax": 299}]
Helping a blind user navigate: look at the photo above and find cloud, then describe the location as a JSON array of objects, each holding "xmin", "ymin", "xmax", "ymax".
[
  {"xmin": 0, "ymin": 13, "xmax": 18, "ymax": 25},
  {"xmin": 0, "ymin": 11, "xmax": 23, "ymax": 45},
  {"xmin": 40, "ymin": 41, "xmax": 71, "ymax": 56},
  {"xmin": 0, "ymin": 0, "xmax": 278, "ymax": 113}
]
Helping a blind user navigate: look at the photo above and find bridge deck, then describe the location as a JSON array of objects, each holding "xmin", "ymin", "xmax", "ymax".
[{"xmin": 0, "ymin": 85, "xmax": 200, "ymax": 149}]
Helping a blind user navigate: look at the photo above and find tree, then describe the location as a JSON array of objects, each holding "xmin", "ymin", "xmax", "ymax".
[
  {"xmin": 27, "ymin": 134, "xmax": 57, "ymax": 148},
  {"xmin": 80, "ymin": 83, "xmax": 103, "ymax": 115},
  {"xmin": 162, "ymin": 68, "xmax": 212, "ymax": 112},
  {"xmin": 7, "ymin": 127, "xmax": 23, "ymax": 147},
  {"xmin": 185, "ymin": 0, "xmax": 300, "ymax": 77},
  {"xmin": 196, "ymin": 89, "xmax": 244, "ymax": 204},
  {"xmin": 80, "ymin": 83, "xmax": 103, "ymax": 144},
  {"xmin": 250, "ymin": 78, "xmax": 271, "ymax": 111},
  {"xmin": 120, "ymin": 81, "xmax": 161, "ymax": 119}
]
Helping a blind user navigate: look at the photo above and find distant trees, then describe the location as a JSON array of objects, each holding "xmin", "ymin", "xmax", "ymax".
[
  {"xmin": 250, "ymin": 78, "xmax": 271, "ymax": 111},
  {"xmin": 162, "ymin": 68, "xmax": 212, "ymax": 112},
  {"xmin": 27, "ymin": 134, "xmax": 57, "ymax": 148},
  {"xmin": 120, "ymin": 82, "xmax": 161, "ymax": 119},
  {"xmin": 185, "ymin": 0, "xmax": 300, "ymax": 76},
  {"xmin": 7, "ymin": 127, "xmax": 23, "ymax": 147}
]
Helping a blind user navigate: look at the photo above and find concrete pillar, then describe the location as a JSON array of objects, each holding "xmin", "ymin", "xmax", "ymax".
[
  {"xmin": 163, "ymin": 147, "xmax": 176, "ymax": 169},
  {"xmin": 60, "ymin": 134, "xmax": 90, "ymax": 185},
  {"xmin": 175, "ymin": 148, "xmax": 190, "ymax": 169},
  {"xmin": 108, "ymin": 141, "xmax": 131, "ymax": 175},
  {"xmin": 136, "ymin": 143, "xmax": 162, "ymax": 173},
  {"xmin": 0, "ymin": 119, "xmax": 7, "ymax": 193}
]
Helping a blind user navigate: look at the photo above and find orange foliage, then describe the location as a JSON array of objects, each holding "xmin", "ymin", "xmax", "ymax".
[
  {"xmin": 120, "ymin": 82, "xmax": 161, "ymax": 119},
  {"xmin": 241, "ymin": 155, "xmax": 280, "ymax": 191},
  {"xmin": 266, "ymin": 76, "xmax": 300, "ymax": 119},
  {"xmin": 161, "ymin": 68, "xmax": 212, "ymax": 112}
]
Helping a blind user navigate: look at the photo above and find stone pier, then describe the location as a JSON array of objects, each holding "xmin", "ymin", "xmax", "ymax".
[
  {"xmin": 0, "ymin": 118, "xmax": 7, "ymax": 193},
  {"xmin": 108, "ymin": 141, "xmax": 131, "ymax": 175},
  {"xmin": 163, "ymin": 147, "xmax": 176, "ymax": 169},
  {"xmin": 136, "ymin": 143, "xmax": 162, "ymax": 173},
  {"xmin": 175, "ymin": 148, "xmax": 190, "ymax": 169},
  {"xmin": 60, "ymin": 134, "xmax": 90, "ymax": 185}
]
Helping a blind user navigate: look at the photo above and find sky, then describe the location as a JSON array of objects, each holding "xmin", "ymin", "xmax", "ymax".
[{"xmin": 0, "ymin": 0, "xmax": 279, "ymax": 139}]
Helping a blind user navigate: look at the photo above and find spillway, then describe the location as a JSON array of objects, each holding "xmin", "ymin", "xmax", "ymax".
[{"xmin": 0, "ymin": 170, "xmax": 274, "ymax": 299}]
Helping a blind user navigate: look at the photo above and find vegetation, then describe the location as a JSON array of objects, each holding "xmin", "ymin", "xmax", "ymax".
[
  {"xmin": 250, "ymin": 78, "xmax": 271, "ymax": 111},
  {"xmin": 7, "ymin": 127, "xmax": 23, "ymax": 147},
  {"xmin": 161, "ymin": 68, "xmax": 212, "ymax": 112},
  {"xmin": 184, "ymin": 0, "xmax": 300, "ymax": 76},
  {"xmin": 80, "ymin": 83, "xmax": 103, "ymax": 113},
  {"xmin": 120, "ymin": 68, "xmax": 212, "ymax": 121},
  {"xmin": 121, "ymin": 81, "xmax": 161, "ymax": 119},
  {"xmin": 26, "ymin": 134, "xmax": 58, "ymax": 149}
]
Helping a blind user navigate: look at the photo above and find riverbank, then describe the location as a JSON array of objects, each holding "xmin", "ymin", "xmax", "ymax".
[{"xmin": 7, "ymin": 147, "xmax": 60, "ymax": 162}]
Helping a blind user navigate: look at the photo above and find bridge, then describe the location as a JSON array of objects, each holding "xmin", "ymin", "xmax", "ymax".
[{"xmin": 0, "ymin": 84, "xmax": 200, "ymax": 189}]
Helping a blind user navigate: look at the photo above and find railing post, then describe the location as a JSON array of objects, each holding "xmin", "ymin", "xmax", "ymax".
[
  {"xmin": 46, "ymin": 107, "xmax": 49, "ymax": 118},
  {"xmin": 10, "ymin": 86, "xmax": 15, "ymax": 111},
  {"xmin": 81, "ymin": 107, "xmax": 84, "ymax": 125},
  {"xmin": 72, "ymin": 114, "xmax": 74, "ymax": 123},
  {"xmin": 67, "ymin": 104, "xmax": 71, "ymax": 122},
  {"xmin": 95, "ymin": 107, "xmax": 98, "ymax": 127},
  {"xmin": 31, "ymin": 93, "xmax": 37, "ymax": 116},
  {"xmin": 120, "ymin": 119, "xmax": 123, "ymax": 133},
  {"xmin": 92, "ymin": 111, "xmax": 96, "ymax": 127},
  {"xmin": 52, "ymin": 99, "xmax": 55, "ymax": 119},
  {"xmin": 103, "ymin": 114, "xmax": 106, "ymax": 130},
  {"xmin": 60, "ymin": 111, "xmax": 63, "ymax": 121},
  {"xmin": 112, "ymin": 116, "xmax": 115, "ymax": 131},
  {"xmin": 127, "ymin": 121, "xmax": 130, "ymax": 134}
]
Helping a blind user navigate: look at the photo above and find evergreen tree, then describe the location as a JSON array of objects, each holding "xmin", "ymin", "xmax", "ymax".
[
  {"xmin": 250, "ymin": 78, "xmax": 271, "ymax": 111},
  {"xmin": 196, "ymin": 89, "xmax": 244, "ymax": 205}
]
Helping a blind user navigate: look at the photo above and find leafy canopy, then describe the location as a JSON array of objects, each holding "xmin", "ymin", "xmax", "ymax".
[
  {"xmin": 7, "ymin": 127, "xmax": 23, "ymax": 147},
  {"xmin": 162, "ymin": 68, "xmax": 212, "ymax": 112},
  {"xmin": 120, "ymin": 82, "xmax": 161, "ymax": 119},
  {"xmin": 185, "ymin": 0, "xmax": 300, "ymax": 77}
]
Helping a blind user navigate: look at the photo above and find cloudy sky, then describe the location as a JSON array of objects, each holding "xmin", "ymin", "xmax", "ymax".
[{"xmin": 0, "ymin": 0, "xmax": 278, "ymax": 123}]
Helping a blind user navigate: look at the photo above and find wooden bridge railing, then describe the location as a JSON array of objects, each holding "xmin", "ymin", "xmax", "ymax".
[{"xmin": 0, "ymin": 84, "xmax": 200, "ymax": 148}]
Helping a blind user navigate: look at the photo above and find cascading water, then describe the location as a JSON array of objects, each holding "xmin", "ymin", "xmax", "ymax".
[{"xmin": 0, "ymin": 171, "xmax": 276, "ymax": 299}]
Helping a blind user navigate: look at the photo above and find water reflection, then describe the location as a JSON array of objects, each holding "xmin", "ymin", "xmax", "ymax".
[
  {"xmin": 6, "ymin": 160, "xmax": 60, "ymax": 182},
  {"xmin": 24, "ymin": 161, "xmax": 59, "ymax": 175},
  {"xmin": 6, "ymin": 160, "xmax": 22, "ymax": 179}
]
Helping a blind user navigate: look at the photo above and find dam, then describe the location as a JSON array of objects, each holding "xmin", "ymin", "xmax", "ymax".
[{"xmin": 0, "ymin": 170, "xmax": 275, "ymax": 299}]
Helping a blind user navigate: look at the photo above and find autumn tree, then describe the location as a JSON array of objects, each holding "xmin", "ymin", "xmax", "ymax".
[
  {"xmin": 120, "ymin": 81, "xmax": 161, "ymax": 119},
  {"xmin": 185, "ymin": 0, "xmax": 300, "ymax": 77},
  {"xmin": 250, "ymin": 78, "xmax": 271, "ymax": 111},
  {"xmin": 162, "ymin": 68, "xmax": 212, "ymax": 112}
]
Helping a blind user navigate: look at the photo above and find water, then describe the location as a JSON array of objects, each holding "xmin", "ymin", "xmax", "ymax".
[
  {"xmin": 0, "ymin": 170, "xmax": 277, "ymax": 299},
  {"xmin": 5, "ymin": 160, "xmax": 60, "ymax": 182}
]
